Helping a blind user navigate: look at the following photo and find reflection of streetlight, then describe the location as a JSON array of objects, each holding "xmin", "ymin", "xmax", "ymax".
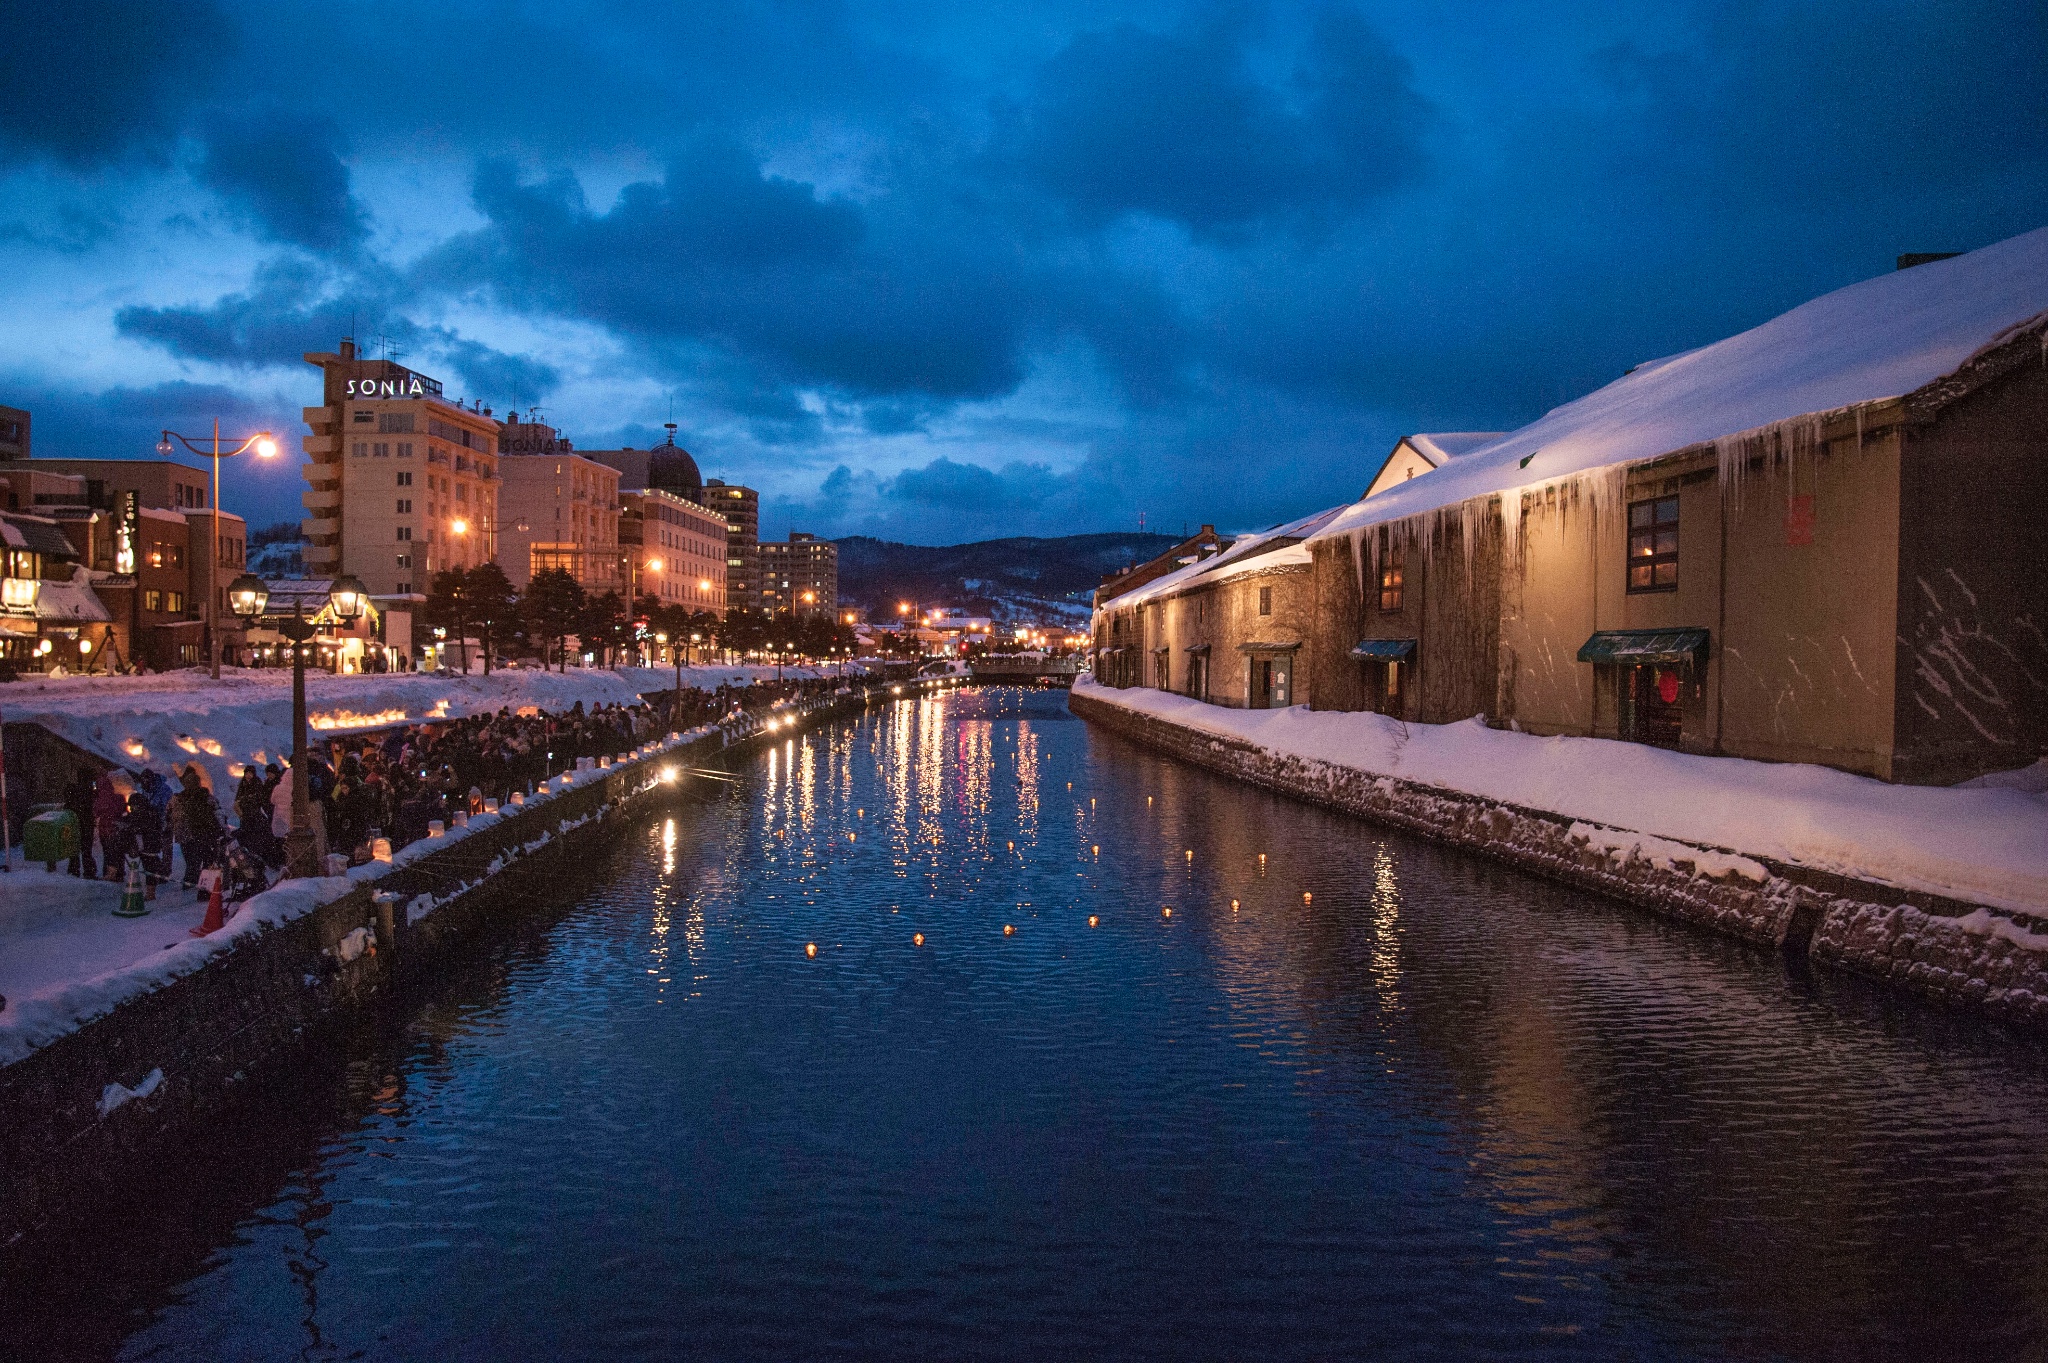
[
  {"xmin": 231, "ymin": 572, "xmax": 365, "ymax": 877},
  {"xmin": 159, "ymin": 423, "xmax": 277, "ymax": 680}
]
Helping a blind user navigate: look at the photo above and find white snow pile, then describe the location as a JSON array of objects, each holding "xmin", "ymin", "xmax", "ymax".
[
  {"xmin": 1077, "ymin": 678, "xmax": 2048, "ymax": 915},
  {"xmin": 0, "ymin": 725, "xmax": 713, "ymax": 1066},
  {"xmin": 96, "ymin": 1067, "xmax": 163, "ymax": 1118},
  {"xmin": 1311, "ymin": 225, "xmax": 2048, "ymax": 547},
  {"xmin": 3, "ymin": 662, "xmax": 843, "ymax": 796}
]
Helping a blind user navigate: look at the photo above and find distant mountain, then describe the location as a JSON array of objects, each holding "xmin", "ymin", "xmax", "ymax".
[{"xmin": 833, "ymin": 532, "xmax": 1180, "ymax": 624}]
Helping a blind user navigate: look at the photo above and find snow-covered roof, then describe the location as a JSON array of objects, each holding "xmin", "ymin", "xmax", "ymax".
[
  {"xmin": 1404, "ymin": 432, "xmax": 1504, "ymax": 466},
  {"xmin": 1, "ymin": 513, "xmax": 78, "ymax": 559},
  {"xmin": 1313, "ymin": 226, "xmax": 2048, "ymax": 547},
  {"xmin": 1102, "ymin": 505, "xmax": 1344, "ymax": 610},
  {"xmin": 30, "ymin": 578, "xmax": 112, "ymax": 623}
]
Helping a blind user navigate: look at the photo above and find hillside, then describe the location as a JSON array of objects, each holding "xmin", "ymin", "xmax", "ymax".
[{"xmin": 833, "ymin": 532, "xmax": 1180, "ymax": 624}]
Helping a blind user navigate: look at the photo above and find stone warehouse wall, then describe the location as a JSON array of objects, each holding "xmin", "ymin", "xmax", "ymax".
[
  {"xmin": 1069, "ymin": 687, "xmax": 2048, "ymax": 1030},
  {"xmin": 0, "ymin": 681, "xmax": 926, "ymax": 1248}
]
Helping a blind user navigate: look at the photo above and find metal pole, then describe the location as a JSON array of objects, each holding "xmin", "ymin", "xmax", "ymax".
[
  {"xmin": 210, "ymin": 419, "xmax": 222, "ymax": 680},
  {"xmin": 0, "ymin": 698, "xmax": 11, "ymax": 873},
  {"xmin": 286, "ymin": 617, "xmax": 316, "ymax": 877}
]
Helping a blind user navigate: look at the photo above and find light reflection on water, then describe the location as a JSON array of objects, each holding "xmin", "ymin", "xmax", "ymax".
[{"xmin": 26, "ymin": 686, "xmax": 2048, "ymax": 1362}]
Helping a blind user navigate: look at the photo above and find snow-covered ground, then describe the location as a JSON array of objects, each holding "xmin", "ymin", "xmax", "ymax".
[
  {"xmin": 1076, "ymin": 679, "xmax": 2048, "ymax": 916},
  {"xmin": 3, "ymin": 662, "xmax": 851, "ymax": 796},
  {"xmin": 0, "ymin": 724, "xmax": 721, "ymax": 1065}
]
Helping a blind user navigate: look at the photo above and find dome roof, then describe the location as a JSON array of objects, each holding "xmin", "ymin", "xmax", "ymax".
[{"xmin": 648, "ymin": 443, "xmax": 702, "ymax": 497}]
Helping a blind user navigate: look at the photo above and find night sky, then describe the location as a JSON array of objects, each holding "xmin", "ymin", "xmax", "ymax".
[{"xmin": 1, "ymin": 2, "xmax": 2041, "ymax": 544}]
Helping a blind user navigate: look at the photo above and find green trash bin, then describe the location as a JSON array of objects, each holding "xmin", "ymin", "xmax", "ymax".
[{"xmin": 25, "ymin": 808, "xmax": 80, "ymax": 870}]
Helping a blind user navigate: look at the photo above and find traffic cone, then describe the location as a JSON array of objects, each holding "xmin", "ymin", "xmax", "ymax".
[
  {"xmin": 190, "ymin": 879, "xmax": 225, "ymax": 937},
  {"xmin": 113, "ymin": 855, "xmax": 149, "ymax": 917}
]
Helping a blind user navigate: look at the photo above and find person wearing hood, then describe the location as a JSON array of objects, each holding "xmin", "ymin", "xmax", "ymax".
[
  {"xmin": 135, "ymin": 767, "xmax": 173, "ymax": 824},
  {"xmin": 169, "ymin": 764, "xmax": 223, "ymax": 895}
]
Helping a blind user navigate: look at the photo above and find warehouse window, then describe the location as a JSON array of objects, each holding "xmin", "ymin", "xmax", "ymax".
[
  {"xmin": 1628, "ymin": 497, "xmax": 1680, "ymax": 592},
  {"xmin": 1379, "ymin": 548, "xmax": 1404, "ymax": 612}
]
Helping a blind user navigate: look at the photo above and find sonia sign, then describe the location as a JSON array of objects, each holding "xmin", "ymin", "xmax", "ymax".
[{"xmin": 347, "ymin": 376, "xmax": 433, "ymax": 398}]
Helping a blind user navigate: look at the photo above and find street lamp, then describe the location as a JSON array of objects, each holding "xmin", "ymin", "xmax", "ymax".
[
  {"xmin": 230, "ymin": 571, "xmax": 365, "ymax": 878},
  {"xmin": 447, "ymin": 515, "xmax": 528, "ymax": 567},
  {"xmin": 160, "ymin": 424, "xmax": 277, "ymax": 680}
]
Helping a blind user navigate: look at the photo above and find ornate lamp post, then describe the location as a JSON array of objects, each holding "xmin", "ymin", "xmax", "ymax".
[
  {"xmin": 159, "ymin": 424, "xmax": 277, "ymax": 680},
  {"xmin": 230, "ymin": 572, "xmax": 366, "ymax": 877}
]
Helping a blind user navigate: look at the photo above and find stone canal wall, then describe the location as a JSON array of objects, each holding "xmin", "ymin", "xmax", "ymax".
[
  {"xmin": 1070, "ymin": 688, "xmax": 2048, "ymax": 1030},
  {"xmin": 0, "ymin": 680, "xmax": 934, "ymax": 1249}
]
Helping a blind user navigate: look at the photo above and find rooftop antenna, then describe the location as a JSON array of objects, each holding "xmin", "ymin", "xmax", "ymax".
[{"xmin": 664, "ymin": 422, "xmax": 678, "ymax": 447}]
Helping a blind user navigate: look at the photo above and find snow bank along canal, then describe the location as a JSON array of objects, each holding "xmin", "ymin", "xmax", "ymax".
[{"xmin": 9, "ymin": 685, "xmax": 2048, "ymax": 1361}]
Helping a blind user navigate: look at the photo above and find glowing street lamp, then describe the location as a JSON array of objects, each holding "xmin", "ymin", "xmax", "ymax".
[
  {"xmin": 447, "ymin": 515, "xmax": 528, "ymax": 566},
  {"xmin": 230, "ymin": 571, "xmax": 364, "ymax": 877},
  {"xmin": 159, "ymin": 423, "xmax": 277, "ymax": 680}
]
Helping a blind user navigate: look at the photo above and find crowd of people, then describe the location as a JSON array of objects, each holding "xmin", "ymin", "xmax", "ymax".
[{"xmin": 56, "ymin": 674, "xmax": 850, "ymax": 905}]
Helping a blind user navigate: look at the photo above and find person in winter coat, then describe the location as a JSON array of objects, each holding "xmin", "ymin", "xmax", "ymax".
[
  {"xmin": 116, "ymin": 792, "xmax": 170, "ymax": 896},
  {"xmin": 169, "ymin": 765, "xmax": 223, "ymax": 894},
  {"xmin": 218, "ymin": 834, "xmax": 269, "ymax": 904},
  {"xmin": 135, "ymin": 768, "xmax": 173, "ymax": 826},
  {"xmin": 235, "ymin": 766, "xmax": 280, "ymax": 868},
  {"xmin": 63, "ymin": 768, "xmax": 99, "ymax": 879},
  {"xmin": 93, "ymin": 773, "xmax": 127, "ymax": 880}
]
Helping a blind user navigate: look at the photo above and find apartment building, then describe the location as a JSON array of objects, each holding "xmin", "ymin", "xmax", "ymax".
[
  {"xmin": 620, "ymin": 487, "xmax": 728, "ymax": 615},
  {"xmin": 757, "ymin": 532, "xmax": 837, "ymax": 619},
  {"xmin": 701, "ymin": 479, "xmax": 759, "ymax": 614},
  {"xmin": 497, "ymin": 453, "xmax": 622, "ymax": 593},
  {"xmin": 25, "ymin": 456, "xmax": 247, "ymax": 660},
  {"xmin": 301, "ymin": 340, "xmax": 502, "ymax": 594}
]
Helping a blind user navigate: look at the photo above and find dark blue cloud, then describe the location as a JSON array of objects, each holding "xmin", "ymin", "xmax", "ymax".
[
  {"xmin": 418, "ymin": 140, "xmax": 1119, "ymax": 407},
  {"xmin": 439, "ymin": 338, "xmax": 560, "ymax": 408},
  {"xmin": 0, "ymin": 0, "xmax": 232, "ymax": 165},
  {"xmin": 7, "ymin": 0, "xmax": 2045, "ymax": 547},
  {"xmin": 0, "ymin": 373, "xmax": 310, "ymax": 528},
  {"xmin": 114, "ymin": 257, "xmax": 369, "ymax": 369},
  {"xmin": 195, "ymin": 105, "xmax": 367, "ymax": 253},
  {"xmin": 1001, "ymin": 9, "xmax": 1431, "ymax": 237}
]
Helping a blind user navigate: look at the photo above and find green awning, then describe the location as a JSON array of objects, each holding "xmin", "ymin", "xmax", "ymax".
[
  {"xmin": 1351, "ymin": 638, "xmax": 1417, "ymax": 661},
  {"xmin": 1577, "ymin": 628, "xmax": 1710, "ymax": 667},
  {"xmin": 1184, "ymin": 643, "xmax": 1210, "ymax": 654},
  {"xmin": 1237, "ymin": 640, "xmax": 1302, "ymax": 654}
]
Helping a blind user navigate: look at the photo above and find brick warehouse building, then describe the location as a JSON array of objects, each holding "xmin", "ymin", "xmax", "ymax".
[{"xmin": 1095, "ymin": 229, "xmax": 2048, "ymax": 785}]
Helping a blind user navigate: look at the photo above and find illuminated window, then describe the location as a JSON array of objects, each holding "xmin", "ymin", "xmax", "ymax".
[
  {"xmin": 1628, "ymin": 497, "xmax": 1679, "ymax": 592},
  {"xmin": 1379, "ymin": 548, "xmax": 1404, "ymax": 612}
]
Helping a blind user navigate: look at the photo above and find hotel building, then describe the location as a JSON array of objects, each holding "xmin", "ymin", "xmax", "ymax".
[
  {"xmin": 620, "ymin": 487, "xmax": 728, "ymax": 615},
  {"xmin": 301, "ymin": 341, "xmax": 502, "ymax": 594}
]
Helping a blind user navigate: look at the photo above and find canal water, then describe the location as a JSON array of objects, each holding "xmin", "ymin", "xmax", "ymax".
[{"xmin": 11, "ymin": 686, "xmax": 2048, "ymax": 1361}]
